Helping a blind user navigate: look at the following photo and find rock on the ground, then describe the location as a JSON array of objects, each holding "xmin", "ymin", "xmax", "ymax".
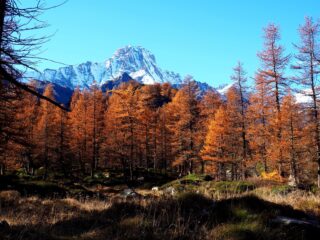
[
  {"xmin": 121, "ymin": 188, "xmax": 143, "ymax": 200},
  {"xmin": 122, "ymin": 188, "xmax": 136, "ymax": 196},
  {"xmin": 288, "ymin": 175, "xmax": 297, "ymax": 187},
  {"xmin": 151, "ymin": 186, "xmax": 159, "ymax": 191},
  {"xmin": 273, "ymin": 216, "xmax": 320, "ymax": 228},
  {"xmin": 164, "ymin": 187, "xmax": 176, "ymax": 196}
]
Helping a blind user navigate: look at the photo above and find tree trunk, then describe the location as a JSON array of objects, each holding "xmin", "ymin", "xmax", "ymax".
[
  {"xmin": 0, "ymin": 163, "xmax": 4, "ymax": 175},
  {"xmin": 237, "ymin": 70, "xmax": 247, "ymax": 180},
  {"xmin": 130, "ymin": 119, "xmax": 134, "ymax": 181},
  {"xmin": 189, "ymin": 160, "xmax": 193, "ymax": 174},
  {"xmin": 59, "ymin": 110, "xmax": 68, "ymax": 178},
  {"xmin": 44, "ymin": 116, "xmax": 49, "ymax": 180},
  {"xmin": 145, "ymin": 125, "xmax": 149, "ymax": 169},
  {"xmin": 310, "ymin": 57, "xmax": 320, "ymax": 188},
  {"xmin": 0, "ymin": 0, "xmax": 6, "ymax": 51},
  {"xmin": 153, "ymin": 114, "xmax": 157, "ymax": 171},
  {"xmin": 201, "ymin": 160, "xmax": 205, "ymax": 174},
  {"xmin": 91, "ymin": 90, "xmax": 97, "ymax": 178},
  {"xmin": 275, "ymin": 81, "xmax": 284, "ymax": 177},
  {"xmin": 289, "ymin": 113, "xmax": 298, "ymax": 185}
]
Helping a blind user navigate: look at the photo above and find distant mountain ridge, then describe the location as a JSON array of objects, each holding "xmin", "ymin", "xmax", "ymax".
[
  {"xmin": 23, "ymin": 45, "xmax": 311, "ymax": 106},
  {"xmin": 23, "ymin": 45, "xmax": 214, "ymax": 104},
  {"xmin": 25, "ymin": 46, "xmax": 184, "ymax": 89}
]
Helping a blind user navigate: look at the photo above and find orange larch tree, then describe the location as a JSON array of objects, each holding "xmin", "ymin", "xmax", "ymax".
[
  {"xmin": 198, "ymin": 90, "xmax": 222, "ymax": 173},
  {"xmin": 36, "ymin": 84, "xmax": 60, "ymax": 179},
  {"xmin": 201, "ymin": 96, "xmax": 241, "ymax": 180},
  {"xmin": 230, "ymin": 62, "xmax": 249, "ymax": 178},
  {"xmin": 280, "ymin": 93, "xmax": 305, "ymax": 184},
  {"xmin": 293, "ymin": 17, "xmax": 320, "ymax": 187},
  {"xmin": 257, "ymin": 24, "xmax": 290, "ymax": 176},
  {"xmin": 16, "ymin": 86, "xmax": 39, "ymax": 175},
  {"xmin": 167, "ymin": 76, "xmax": 201, "ymax": 175},
  {"xmin": 137, "ymin": 84, "xmax": 164, "ymax": 170},
  {"xmin": 247, "ymin": 73, "xmax": 272, "ymax": 173},
  {"xmin": 201, "ymin": 87, "xmax": 243, "ymax": 179},
  {"xmin": 104, "ymin": 82, "xmax": 140, "ymax": 180},
  {"xmin": 0, "ymin": 82, "xmax": 31, "ymax": 174},
  {"xmin": 88, "ymin": 83, "xmax": 107, "ymax": 176},
  {"xmin": 69, "ymin": 89, "xmax": 91, "ymax": 174}
]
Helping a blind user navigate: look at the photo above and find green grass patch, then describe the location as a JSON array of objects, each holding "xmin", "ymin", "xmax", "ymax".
[
  {"xmin": 161, "ymin": 174, "xmax": 210, "ymax": 189},
  {"xmin": 209, "ymin": 181, "xmax": 256, "ymax": 194},
  {"xmin": 161, "ymin": 177, "xmax": 256, "ymax": 197}
]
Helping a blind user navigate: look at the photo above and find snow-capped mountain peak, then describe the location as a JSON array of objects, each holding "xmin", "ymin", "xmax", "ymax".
[{"xmin": 25, "ymin": 46, "xmax": 183, "ymax": 89}]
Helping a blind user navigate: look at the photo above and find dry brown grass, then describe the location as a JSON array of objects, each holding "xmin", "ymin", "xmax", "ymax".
[
  {"xmin": 254, "ymin": 187, "xmax": 320, "ymax": 216},
  {"xmin": 0, "ymin": 186, "xmax": 319, "ymax": 240}
]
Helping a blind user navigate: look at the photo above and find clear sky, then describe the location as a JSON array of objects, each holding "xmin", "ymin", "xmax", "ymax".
[{"xmin": 30, "ymin": 0, "xmax": 320, "ymax": 87}]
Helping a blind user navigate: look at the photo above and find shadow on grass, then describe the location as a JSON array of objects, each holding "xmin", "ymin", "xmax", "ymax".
[
  {"xmin": 1, "ymin": 193, "xmax": 319, "ymax": 240},
  {"xmin": 0, "ymin": 170, "xmax": 176, "ymax": 200},
  {"xmin": 0, "ymin": 175, "xmax": 68, "ymax": 198},
  {"xmin": 0, "ymin": 174, "xmax": 102, "ymax": 199}
]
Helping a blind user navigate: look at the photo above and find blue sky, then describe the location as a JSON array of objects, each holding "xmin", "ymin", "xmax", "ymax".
[{"xmin": 30, "ymin": 0, "xmax": 320, "ymax": 87}]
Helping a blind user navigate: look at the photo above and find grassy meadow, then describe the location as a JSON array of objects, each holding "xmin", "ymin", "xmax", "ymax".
[{"xmin": 0, "ymin": 171, "xmax": 319, "ymax": 240}]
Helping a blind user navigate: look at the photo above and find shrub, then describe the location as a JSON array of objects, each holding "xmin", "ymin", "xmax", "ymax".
[{"xmin": 261, "ymin": 170, "xmax": 283, "ymax": 182}]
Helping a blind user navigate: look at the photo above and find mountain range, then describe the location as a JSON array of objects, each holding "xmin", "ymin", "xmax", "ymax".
[
  {"xmin": 22, "ymin": 45, "xmax": 310, "ymax": 105},
  {"xmin": 24, "ymin": 45, "xmax": 214, "ymax": 104}
]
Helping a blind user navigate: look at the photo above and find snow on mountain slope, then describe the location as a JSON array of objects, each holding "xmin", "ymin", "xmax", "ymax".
[
  {"xmin": 217, "ymin": 83, "xmax": 235, "ymax": 95},
  {"xmin": 25, "ymin": 46, "xmax": 183, "ymax": 89},
  {"xmin": 216, "ymin": 83, "xmax": 311, "ymax": 104},
  {"xmin": 295, "ymin": 91, "xmax": 312, "ymax": 104}
]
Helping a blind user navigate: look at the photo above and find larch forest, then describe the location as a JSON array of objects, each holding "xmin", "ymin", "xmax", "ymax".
[{"xmin": 1, "ymin": 1, "xmax": 320, "ymax": 240}]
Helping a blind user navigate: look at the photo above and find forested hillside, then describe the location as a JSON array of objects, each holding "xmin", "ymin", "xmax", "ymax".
[
  {"xmin": 1, "ymin": 1, "xmax": 320, "ymax": 239},
  {"xmin": 2, "ymin": 18, "xmax": 320, "ymax": 187}
]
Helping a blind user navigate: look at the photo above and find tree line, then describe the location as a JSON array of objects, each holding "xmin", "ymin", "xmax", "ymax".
[{"xmin": 1, "ymin": 17, "xmax": 320, "ymax": 187}]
